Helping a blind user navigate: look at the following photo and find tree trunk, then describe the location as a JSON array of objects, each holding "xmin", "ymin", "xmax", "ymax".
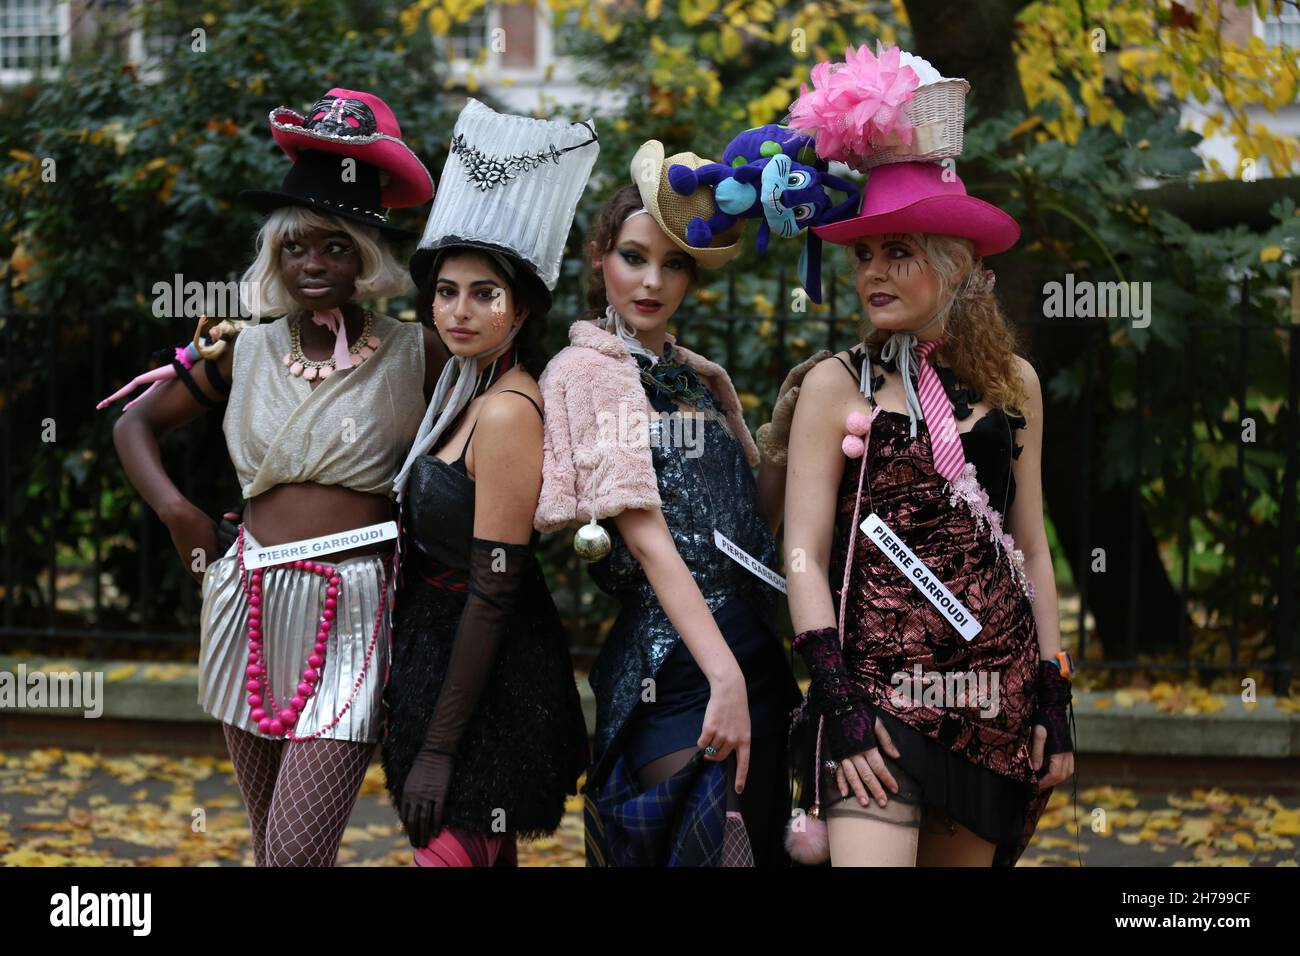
[{"xmin": 904, "ymin": 0, "xmax": 1188, "ymax": 657}]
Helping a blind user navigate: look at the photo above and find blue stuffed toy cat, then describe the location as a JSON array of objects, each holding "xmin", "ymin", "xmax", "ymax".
[{"xmin": 667, "ymin": 125, "xmax": 859, "ymax": 303}]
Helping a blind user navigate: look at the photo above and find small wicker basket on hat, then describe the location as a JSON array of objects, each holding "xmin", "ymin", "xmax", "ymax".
[{"xmin": 854, "ymin": 76, "xmax": 971, "ymax": 171}]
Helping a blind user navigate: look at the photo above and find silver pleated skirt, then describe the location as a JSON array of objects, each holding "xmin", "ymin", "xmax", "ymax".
[{"xmin": 198, "ymin": 526, "xmax": 392, "ymax": 743}]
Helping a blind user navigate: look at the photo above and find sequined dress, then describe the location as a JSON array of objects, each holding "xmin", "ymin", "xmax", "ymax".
[{"xmin": 585, "ymin": 396, "xmax": 800, "ymax": 791}]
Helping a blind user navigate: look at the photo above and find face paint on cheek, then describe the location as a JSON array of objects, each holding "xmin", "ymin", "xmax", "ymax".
[{"xmin": 489, "ymin": 288, "xmax": 508, "ymax": 330}]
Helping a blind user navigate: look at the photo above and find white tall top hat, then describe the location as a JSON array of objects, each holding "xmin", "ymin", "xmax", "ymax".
[{"xmin": 410, "ymin": 98, "xmax": 600, "ymax": 295}]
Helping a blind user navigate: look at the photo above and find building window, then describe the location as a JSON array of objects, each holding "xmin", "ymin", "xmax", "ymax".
[
  {"xmin": 0, "ymin": 0, "xmax": 64, "ymax": 78},
  {"xmin": 449, "ymin": 9, "xmax": 490, "ymax": 61},
  {"xmin": 552, "ymin": 6, "xmax": 582, "ymax": 58},
  {"xmin": 1264, "ymin": 3, "xmax": 1300, "ymax": 47}
]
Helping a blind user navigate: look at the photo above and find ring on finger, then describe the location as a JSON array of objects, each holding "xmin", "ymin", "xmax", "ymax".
[{"xmin": 704, "ymin": 745, "xmax": 718, "ymax": 757}]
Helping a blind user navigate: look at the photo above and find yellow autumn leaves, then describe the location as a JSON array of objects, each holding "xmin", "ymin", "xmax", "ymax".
[
  {"xmin": 1084, "ymin": 786, "xmax": 1300, "ymax": 865},
  {"xmin": 390, "ymin": 0, "xmax": 1299, "ymax": 175},
  {"xmin": 1016, "ymin": 1, "xmax": 1299, "ymax": 176},
  {"xmin": 0, "ymin": 748, "xmax": 587, "ymax": 867}
]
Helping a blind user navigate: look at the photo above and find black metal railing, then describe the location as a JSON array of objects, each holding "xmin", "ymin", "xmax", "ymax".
[{"xmin": 3, "ymin": 269, "xmax": 1297, "ymax": 691}]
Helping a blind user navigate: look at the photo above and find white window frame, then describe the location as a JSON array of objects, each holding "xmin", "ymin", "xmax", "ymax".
[
  {"xmin": 0, "ymin": 0, "xmax": 69, "ymax": 86},
  {"xmin": 446, "ymin": 2, "xmax": 552, "ymax": 86},
  {"xmin": 1258, "ymin": 1, "xmax": 1300, "ymax": 47},
  {"xmin": 127, "ymin": 0, "xmax": 189, "ymax": 85}
]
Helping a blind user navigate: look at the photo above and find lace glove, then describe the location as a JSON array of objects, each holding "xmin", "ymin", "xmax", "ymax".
[
  {"xmin": 400, "ymin": 537, "xmax": 532, "ymax": 849},
  {"xmin": 792, "ymin": 625, "xmax": 877, "ymax": 761},
  {"xmin": 1032, "ymin": 660, "xmax": 1074, "ymax": 763}
]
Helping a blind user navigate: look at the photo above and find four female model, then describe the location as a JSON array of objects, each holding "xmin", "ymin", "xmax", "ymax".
[{"xmin": 108, "ymin": 47, "xmax": 1074, "ymax": 867}]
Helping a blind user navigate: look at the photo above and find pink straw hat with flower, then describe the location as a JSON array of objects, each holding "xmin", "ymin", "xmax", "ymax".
[{"xmin": 787, "ymin": 42, "xmax": 1020, "ymax": 256}]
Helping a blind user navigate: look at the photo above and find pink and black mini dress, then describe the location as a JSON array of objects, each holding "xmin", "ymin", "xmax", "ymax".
[{"xmin": 826, "ymin": 346, "xmax": 1053, "ymax": 866}]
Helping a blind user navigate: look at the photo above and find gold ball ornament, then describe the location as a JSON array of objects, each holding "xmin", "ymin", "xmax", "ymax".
[{"xmin": 574, "ymin": 516, "xmax": 612, "ymax": 562}]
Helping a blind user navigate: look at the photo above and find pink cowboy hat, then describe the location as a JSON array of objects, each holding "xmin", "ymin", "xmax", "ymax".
[
  {"xmin": 812, "ymin": 161, "xmax": 1019, "ymax": 255},
  {"xmin": 267, "ymin": 88, "xmax": 434, "ymax": 208}
]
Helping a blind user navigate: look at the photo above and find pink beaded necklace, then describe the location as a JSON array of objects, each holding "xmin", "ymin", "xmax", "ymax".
[{"xmin": 237, "ymin": 526, "xmax": 390, "ymax": 741}]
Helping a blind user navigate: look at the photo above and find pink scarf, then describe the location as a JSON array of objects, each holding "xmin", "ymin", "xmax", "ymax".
[{"xmin": 311, "ymin": 308, "xmax": 355, "ymax": 370}]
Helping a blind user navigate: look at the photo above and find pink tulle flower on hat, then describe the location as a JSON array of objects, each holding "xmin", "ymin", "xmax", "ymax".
[{"xmin": 788, "ymin": 42, "xmax": 920, "ymax": 166}]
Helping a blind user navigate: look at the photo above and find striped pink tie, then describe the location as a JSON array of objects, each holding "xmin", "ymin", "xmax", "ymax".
[{"xmin": 915, "ymin": 338, "xmax": 966, "ymax": 482}]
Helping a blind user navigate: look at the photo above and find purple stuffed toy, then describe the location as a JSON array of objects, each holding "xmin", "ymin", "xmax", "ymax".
[{"xmin": 667, "ymin": 125, "xmax": 859, "ymax": 302}]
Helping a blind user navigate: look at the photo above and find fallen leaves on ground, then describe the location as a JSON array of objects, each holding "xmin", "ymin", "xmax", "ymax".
[
  {"xmin": 0, "ymin": 749, "xmax": 584, "ymax": 867},
  {"xmin": 1021, "ymin": 784, "xmax": 1300, "ymax": 867}
]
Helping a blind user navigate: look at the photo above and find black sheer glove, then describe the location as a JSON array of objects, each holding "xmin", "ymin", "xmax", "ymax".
[
  {"xmin": 792, "ymin": 625, "xmax": 877, "ymax": 761},
  {"xmin": 400, "ymin": 537, "xmax": 532, "ymax": 848},
  {"xmin": 401, "ymin": 747, "xmax": 454, "ymax": 850},
  {"xmin": 214, "ymin": 507, "xmax": 243, "ymax": 556},
  {"xmin": 1032, "ymin": 661, "xmax": 1074, "ymax": 763}
]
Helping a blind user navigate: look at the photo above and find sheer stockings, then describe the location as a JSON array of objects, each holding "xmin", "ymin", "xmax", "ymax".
[{"xmin": 634, "ymin": 734, "xmax": 789, "ymax": 867}]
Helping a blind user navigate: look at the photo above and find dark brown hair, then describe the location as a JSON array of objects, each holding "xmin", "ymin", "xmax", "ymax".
[
  {"xmin": 579, "ymin": 185, "xmax": 700, "ymax": 324},
  {"xmin": 414, "ymin": 246, "xmax": 550, "ymax": 379}
]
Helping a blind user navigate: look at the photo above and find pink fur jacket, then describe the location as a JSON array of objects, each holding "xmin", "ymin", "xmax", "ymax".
[{"xmin": 534, "ymin": 318, "xmax": 759, "ymax": 533}]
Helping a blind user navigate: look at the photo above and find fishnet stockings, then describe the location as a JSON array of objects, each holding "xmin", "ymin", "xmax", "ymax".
[
  {"xmin": 223, "ymin": 723, "xmax": 374, "ymax": 867},
  {"xmin": 223, "ymin": 723, "xmax": 283, "ymax": 868}
]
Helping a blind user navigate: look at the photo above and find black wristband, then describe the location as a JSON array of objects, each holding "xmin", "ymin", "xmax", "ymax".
[
  {"xmin": 171, "ymin": 359, "xmax": 219, "ymax": 408},
  {"xmin": 203, "ymin": 357, "xmax": 231, "ymax": 395}
]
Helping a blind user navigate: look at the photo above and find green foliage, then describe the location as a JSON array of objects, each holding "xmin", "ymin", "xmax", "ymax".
[
  {"xmin": 961, "ymin": 93, "xmax": 1298, "ymax": 635},
  {"xmin": 0, "ymin": 1, "xmax": 463, "ymax": 630},
  {"xmin": 1, "ymin": 0, "xmax": 1294, "ymax": 649}
]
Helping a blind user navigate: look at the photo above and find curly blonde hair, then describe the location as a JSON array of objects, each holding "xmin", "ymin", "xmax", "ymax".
[{"xmin": 857, "ymin": 233, "xmax": 1028, "ymax": 415}]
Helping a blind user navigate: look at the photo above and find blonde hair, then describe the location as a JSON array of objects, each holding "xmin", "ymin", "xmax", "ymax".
[
  {"xmin": 240, "ymin": 206, "xmax": 411, "ymax": 320},
  {"xmin": 857, "ymin": 233, "xmax": 1028, "ymax": 415}
]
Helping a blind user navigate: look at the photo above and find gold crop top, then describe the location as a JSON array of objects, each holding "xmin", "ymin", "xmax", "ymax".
[{"xmin": 223, "ymin": 311, "xmax": 426, "ymax": 500}]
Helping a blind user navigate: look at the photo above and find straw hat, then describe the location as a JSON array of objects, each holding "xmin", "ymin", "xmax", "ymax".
[{"xmin": 630, "ymin": 140, "xmax": 744, "ymax": 269}]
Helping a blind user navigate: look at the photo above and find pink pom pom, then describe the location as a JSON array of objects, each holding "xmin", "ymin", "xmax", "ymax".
[
  {"xmin": 784, "ymin": 815, "xmax": 830, "ymax": 865},
  {"xmin": 842, "ymin": 434, "xmax": 865, "ymax": 458},
  {"xmin": 845, "ymin": 411, "xmax": 871, "ymax": 436}
]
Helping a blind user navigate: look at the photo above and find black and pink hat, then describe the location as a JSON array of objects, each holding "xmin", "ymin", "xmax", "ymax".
[{"xmin": 240, "ymin": 88, "xmax": 434, "ymax": 237}]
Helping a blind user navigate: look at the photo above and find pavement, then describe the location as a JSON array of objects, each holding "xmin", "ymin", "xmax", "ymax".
[
  {"xmin": 2, "ymin": 747, "xmax": 1298, "ymax": 867},
  {"xmin": 3, "ymin": 653, "xmax": 1300, "ymax": 866}
]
